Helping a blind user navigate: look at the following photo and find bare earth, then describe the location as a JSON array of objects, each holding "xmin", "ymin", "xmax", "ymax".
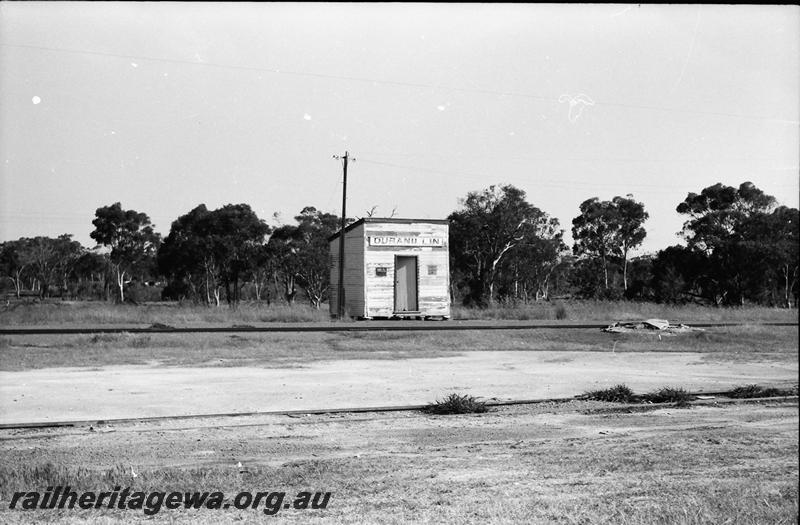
[
  {"xmin": 0, "ymin": 400, "xmax": 797, "ymax": 523},
  {"xmin": 1, "ymin": 350, "xmax": 796, "ymax": 424}
]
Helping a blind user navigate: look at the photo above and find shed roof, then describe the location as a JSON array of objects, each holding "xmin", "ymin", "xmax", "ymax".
[{"xmin": 328, "ymin": 217, "xmax": 449, "ymax": 241}]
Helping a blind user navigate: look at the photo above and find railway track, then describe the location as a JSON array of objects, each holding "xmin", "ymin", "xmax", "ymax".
[
  {"xmin": 0, "ymin": 392, "xmax": 795, "ymax": 431},
  {"xmin": 0, "ymin": 321, "xmax": 795, "ymax": 335}
]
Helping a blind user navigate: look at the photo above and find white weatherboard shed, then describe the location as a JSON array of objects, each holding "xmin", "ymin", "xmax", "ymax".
[{"xmin": 329, "ymin": 218, "xmax": 450, "ymax": 319}]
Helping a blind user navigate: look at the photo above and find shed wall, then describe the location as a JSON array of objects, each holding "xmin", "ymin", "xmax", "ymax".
[
  {"xmin": 363, "ymin": 222, "xmax": 449, "ymax": 318},
  {"xmin": 329, "ymin": 223, "xmax": 365, "ymax": 317}
]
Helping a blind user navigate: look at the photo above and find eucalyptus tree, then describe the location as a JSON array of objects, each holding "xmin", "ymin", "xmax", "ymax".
[
  {"xmin": 267, "ymin": 207, "xmax": 339, "ymax": 308},
  {"xmin": 91, "ymin": 203, "xmax": 161, "ymax": 303},
  {"xmin": 449, "ymin": 184, "xmax": 560, "ymax": 306},
  {"xmin": 572, "ymin": 195, "xmax": 648, "ymax": 293},
  {"xmin": 158, "ymin": 203, "xmax": 270, "ymax": 305},
  {"xmin": 675, "ymin": 181, "xmax": 787, "ymax": 306}
]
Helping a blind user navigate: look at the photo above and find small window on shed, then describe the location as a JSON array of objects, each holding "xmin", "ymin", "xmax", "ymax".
[
  {"xmin": 427, "ymin": 265, "xmax": 437, "ymax": 275},
  {"xmin": 375, "ymin": 267, "xmax": 388, "ymax": 277}
]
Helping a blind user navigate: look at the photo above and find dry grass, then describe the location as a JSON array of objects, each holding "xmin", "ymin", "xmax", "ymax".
[
  {"xmin": 451, "ymin": 300, "xmax": 799, "ymax": 323},
  {"xmin": 424, "ymin": 393, "xmax": 488, "ymax": 415},
  {"xmin": 0, "ymin": 402, "xmax": 796, "ymax": 524},
  {"xmin": 728, "ymin": 384, "xmax": 798, "ymax": 398},
  {"xmin": 1, "ymin": 325, "xmax": 796, "ymax": 371},
  {"xmin": 583, "ymin": 384, "xmax": 636, "ymax": 403},
  {"xmin": 0, "ymin": 332, "xmax": 457, "ymax": 371},
  {"xmin": 1, "ymin": 300, "xmax": 796, "ymax": 328},
  {"xmin": 641, "ymin": 386, "xmax": 694, "ymax": 405},
  {"xmin": 0, "ymin": 301, "xmax": 331, "ymax": 326}
]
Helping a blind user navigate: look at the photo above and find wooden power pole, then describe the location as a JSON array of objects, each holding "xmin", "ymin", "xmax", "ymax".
[{"xmin": 333, "ymin": 151, "xmax": 352, "ymax": 319}]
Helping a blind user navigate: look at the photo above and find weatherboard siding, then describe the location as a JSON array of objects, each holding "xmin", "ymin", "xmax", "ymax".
[
  {"xmin": 330, "ymin": 219, "xmax": 450, "ymax": 318},
  {"xmin": 329, "ymin": 223, "xmax": 365, "ymax": 316},
  {"xmin": 364, "ymin": 222, "xmax": 450, "ymax": 318}
]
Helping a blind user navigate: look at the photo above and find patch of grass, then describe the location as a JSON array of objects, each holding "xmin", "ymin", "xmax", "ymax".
[
  {"xmin": 1, "ymin": 325, "xmax": 796, "ymax": 371},
  {"xmin": 554, "ymin": 303, "xmax": 568, "ymax": 320},
  {"xmin": 0, "ymin": 403, "xmax": 796, "ymax": 524},
  {"xmin": 728, "ymin": 384, "xmax": 798, "ymax": 399},
  {"xmin": 583, "ymin": 385, "xmax": 703, "ymax": 406},
  {"xmin": 424, "ymin": 393, "xmax": 488, "ymax": 415},
  {"xmin": 642, "ymin": 387, "xmax": 695, "ymax": 406},
  {"xmin": 130, "ymin": 335, "xmax": 153, "ymax": 348},
  {"xmin": 451, "ymin": 300, "xmax": 798, "ymax": 323},
  {"xmin": 0, "ymin": 301, "xmax": 331, "ymax": 326},
  {"xmin": 0, "ymin": 331, "xmax": 468, "ymax": 371},
  {"xmin": 0, "ymin": 461, "xmax": 337, "ymax": 501},
  {"xmin": 451, "ymin": 303, "xmax": 554, "ymax": 321},
  {"xmin": 2, "ymin": 300, "xmax": 796, "ymax": 329},
  {"xmin": 258, "ymin": 305, "xmax": 332, "ymax": 323},
  {"xmin": 88, "ymin": 333, "xmax": 120, "ymax": 345},
  {"xmin": 583, "ymin": 384, "xmax": 636, "ymax": 403}
]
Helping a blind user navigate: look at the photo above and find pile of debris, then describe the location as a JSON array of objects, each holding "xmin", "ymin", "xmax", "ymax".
[{"xmin": 602, "ymin": 318, "xmax": 703, "ymax": 335}]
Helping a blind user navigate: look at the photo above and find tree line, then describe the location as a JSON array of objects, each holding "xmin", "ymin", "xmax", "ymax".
[
  {"xmin": 0, "ymin": 203, "xmax": 339, "ymax": 308},
  {"xmin": 449, "ymin": 182, "xmax": 797, "ymax": 308},
  {"xmin": 1, "ymin": 181, "xmax": 797, "ymax": 308}
]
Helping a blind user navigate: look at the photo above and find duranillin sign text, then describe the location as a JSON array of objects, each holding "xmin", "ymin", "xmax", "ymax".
[{"xmin": 368, "ymin": 236, "xmax": 445, "ymax": 247}]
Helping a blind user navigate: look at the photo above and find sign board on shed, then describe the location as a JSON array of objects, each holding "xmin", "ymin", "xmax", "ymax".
[{"xmin": 368, "ymin": 236, "xmax": 445, "ymax": 247}]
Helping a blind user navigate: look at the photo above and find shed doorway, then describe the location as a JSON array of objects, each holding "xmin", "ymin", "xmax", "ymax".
[{"xmin": 394, "ymin": 256, "xmax": 418, "ymax": 312}]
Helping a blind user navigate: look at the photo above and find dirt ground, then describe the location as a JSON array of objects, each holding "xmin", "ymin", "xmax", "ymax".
[
  {"xmin": 0, "ymin": 399, "xmax": 797, "ymax": 523},
  {"xmin": 1, "ymin": 350, "xmax": 797, "ymax": 424}
]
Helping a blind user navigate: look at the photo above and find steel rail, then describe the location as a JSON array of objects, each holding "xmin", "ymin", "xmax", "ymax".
[
  {"xmin": 0, "ymin": 393, "xmax": 795, "ymax": 431},
  {"xmin": 0, "ymin": 321, "xmax": 796, "ymax": 335}
]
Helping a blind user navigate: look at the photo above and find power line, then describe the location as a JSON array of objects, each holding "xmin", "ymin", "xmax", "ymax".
[
  {"xmin": 357, "ymin": 150, "xmax": 799, "ymax": 165},
  {"xmin": 356, "ymin": 158, "xmax": 798, "ymax": 191},
  {"xmin": 2, "ymin": 42, "xmax": 797, "ymax": 125}
]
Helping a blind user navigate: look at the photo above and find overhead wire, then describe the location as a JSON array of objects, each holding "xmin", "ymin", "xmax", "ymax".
[
  {"xmin": 356, "ymin": 158, "xmax": 798, "ymax": 193},
  {"xmin": 5, "ymin": 41, "xmax": 796, "ymax": 182},
  {"xmin": 2, "ymin": 41, "xmax": 796, "ymax": 234},
  {"xmin": 2, "ymin": 42, "xmax": 798, "ymax": 125}
]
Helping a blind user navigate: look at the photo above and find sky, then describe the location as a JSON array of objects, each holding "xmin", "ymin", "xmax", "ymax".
[{"xmin": 1, "ymin": 3, "xmax": 798, "ymax": 255}]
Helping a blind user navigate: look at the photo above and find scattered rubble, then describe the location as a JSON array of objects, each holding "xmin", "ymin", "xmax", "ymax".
[{"xmin": 602, "ymin": 318, "xmax": 704, "ymax": 335}]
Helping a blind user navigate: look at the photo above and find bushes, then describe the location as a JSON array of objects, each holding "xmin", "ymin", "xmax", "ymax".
[
  {"xmin": 583, "ymin": 384, "xmax": 694, "ymax": 406},
  {"xmin": 582, "ymin": 383, "xmax": 795, "ymax": 406},
  {"xmin": 554, "ymin": 302, "xmax": 568, "ymax": 320},
  {"xmin": 424, "ymin": 393, "xmax": 488, "ymax": 415},
  {"xmin": 641, "ymin": 387, "xmax": 694, "ymax": 406},
  {"xmin": 584, "ymin": 384, "xmax": 636, "ymax": 403},
  {"xmin": 728, "ymin": 384, "xmax": 796, "ymax": 398}
]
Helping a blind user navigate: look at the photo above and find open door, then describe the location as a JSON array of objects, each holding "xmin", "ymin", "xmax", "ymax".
[{"xmin": 394, "ymin": 256, "xmax": 418, "ymax": 312}]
